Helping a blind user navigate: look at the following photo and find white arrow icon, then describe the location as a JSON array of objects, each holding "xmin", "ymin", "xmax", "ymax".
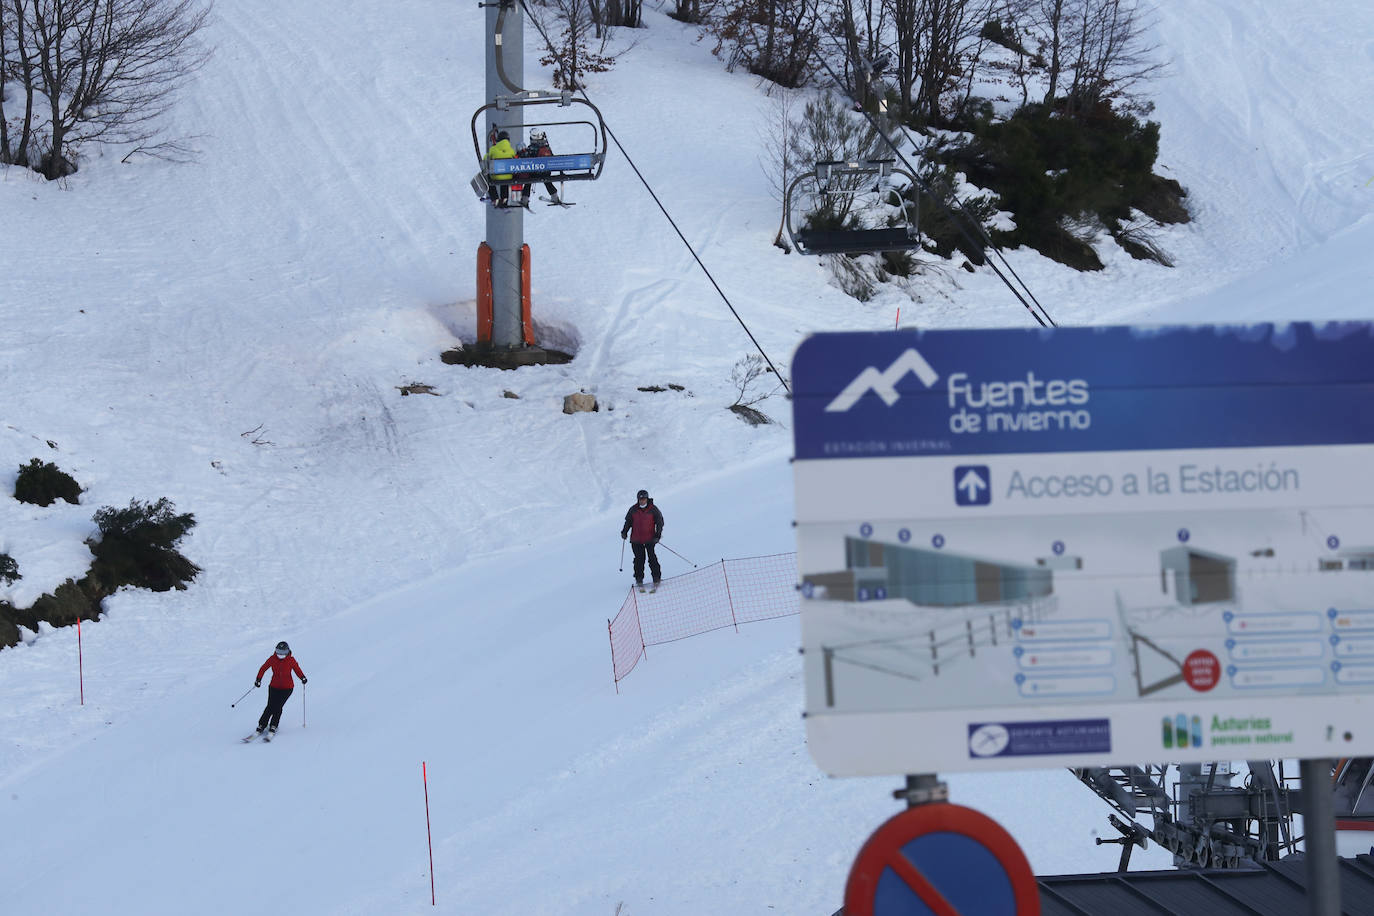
[{"xmin": 957, "ymin": 469, "xmax": 988, "ymax": 501}]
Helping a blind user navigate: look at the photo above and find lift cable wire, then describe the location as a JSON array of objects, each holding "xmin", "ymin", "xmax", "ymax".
[
  {"xmin": 514, "ymin": 0, "xmax": 792, "ymax": 395},
  {"xmin": 811, "ymin": 36, "xmax": 1056, "ymax": 328}
]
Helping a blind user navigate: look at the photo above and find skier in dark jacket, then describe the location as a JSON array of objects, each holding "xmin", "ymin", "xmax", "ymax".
[
  {"xmin": 621, "ymin": 489, "xmax": 664, "ymax": 587},
  {"xmin": 253, "ymin": 641, "xmax": 306, "ymax": 738},
  {"xmin": 516, "ymin": 129, "xmax": 560, "ymax": 206}
]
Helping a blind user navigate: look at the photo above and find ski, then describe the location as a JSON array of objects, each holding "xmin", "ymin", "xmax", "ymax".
[
  {"xmin": 539, "ymin": 196, "xmax": 574, "ymax": 207},
  {"xmin": 242, "ymin": 732, "xmax": 262, "ymax": 743},
  {"xmin": 263, "ymin": 730, "xmax": 275, "ymax": 743}
]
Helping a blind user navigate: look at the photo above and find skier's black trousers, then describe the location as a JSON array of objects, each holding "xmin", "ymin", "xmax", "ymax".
[
  {"xmin": 631, "ymin": 542, "xmax": 662, "ymax": 583},
  {"xmin": 259, "ymin": 686, "xmax": 294, "ymax": 730}
]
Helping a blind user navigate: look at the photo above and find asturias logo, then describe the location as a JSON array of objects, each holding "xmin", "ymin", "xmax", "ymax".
[{"xmin": 825, "ymin": 348, "xmax": 940, "ymax": 412}]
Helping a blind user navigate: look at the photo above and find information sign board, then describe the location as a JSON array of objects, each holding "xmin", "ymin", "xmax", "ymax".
[{"xmin": 792, "ymin": 323, "xmax": 1374, "ymax": 776}]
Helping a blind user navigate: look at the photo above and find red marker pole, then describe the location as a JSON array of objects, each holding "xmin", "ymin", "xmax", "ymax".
[
  {"xmin": 77, "ymin": 616, "xmax": 84, "ymax": 705},
  {"xmin": 423, "ymin": 762, "xmax": 436, "ymax": 906},
  {"xmin": 895, "ymin": 307, "xmax": 901, "ymax": 329}
]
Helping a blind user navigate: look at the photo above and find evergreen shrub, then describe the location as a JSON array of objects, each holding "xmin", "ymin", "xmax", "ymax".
[
  {"xmin": 939, "ymin": 102, "xmax": 1188, "ymax": 268},
  {"xmin": 0, "ymin": 601, "xmax": 21, "ymax": 649},
  {"xmin": 27, "ymin": 579, "xmax": 100, "ymax": 627},
  {"xmin": 89, "ymin": 498, "xmax": 200, "ymax": 593},
  {"xmin": 14, "ymin": 458, "xmax": 81, "ymax": 506}
]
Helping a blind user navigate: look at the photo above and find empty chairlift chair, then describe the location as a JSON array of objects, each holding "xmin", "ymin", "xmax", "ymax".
[{"xmin": 784, "ymin": 159, "xmax": 921, "ymax": 255}]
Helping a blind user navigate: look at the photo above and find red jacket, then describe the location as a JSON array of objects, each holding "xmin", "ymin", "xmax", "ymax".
[
  {"xmin": 622, "ymin": 500, "xmax": 664, "ymax": 544},
  {"xmin": 258, "ymin": 653, "xmax": 305, "ymax": 688}
]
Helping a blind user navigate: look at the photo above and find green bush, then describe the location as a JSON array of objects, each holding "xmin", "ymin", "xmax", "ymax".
[
  {"xmin": 0, "ymin": 601, "xmax": 22, "ymax": 649},
  {"xmin": 980, "ymin": 18, "xmax": 1027, "ymax": 55},
  {"xmin": 14, "ymin": 458, "xmax": 81, "ymax": 507},
  {"xmin": 938, "ymin": 102, "xmax": 1187, "ymax": 269},
  {"xmin": 0, "ymin": 552, "xmax": 18, "ymax": 587},
  {"xmin": 0, "ymin": 553, "xmax": 18, "ymax": 585},
  {"xmin": 89, "ymin": 498, "xmax": 200, "ymax": 593},
  {"xmin": 900, "ymin": 163, "xmax": 997, "ymax": 265},
  {"xmin": 27, "ymin": 578, "xmax": 101, "ymax": 627}
]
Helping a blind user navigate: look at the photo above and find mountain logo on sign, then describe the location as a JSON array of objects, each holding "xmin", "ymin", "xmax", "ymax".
[{"xmin": 825, "ymin": 348, "xmax": 940, "ymax": 412}]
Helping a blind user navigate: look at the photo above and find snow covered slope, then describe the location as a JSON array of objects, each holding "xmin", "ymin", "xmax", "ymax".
[{"xmin": 2, "ymin": 0, "xmax": 1372, "ymax": 912}]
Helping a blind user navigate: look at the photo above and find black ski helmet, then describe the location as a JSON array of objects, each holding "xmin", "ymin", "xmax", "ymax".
[
  {"xmin": 275, "ymin": 641, "xmax": 290, "ymax": 654},
  {"xmin": 636, "ymin": 489, "xmax": 649, "ymax": 500}
]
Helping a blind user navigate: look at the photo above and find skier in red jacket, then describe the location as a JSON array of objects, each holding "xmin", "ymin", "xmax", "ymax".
[
  {"xmin": 253, "ymin": 641, "xmax": 306, "ymax": 739},
  {"xmin": 620, "ymin": 489, "xmax": 664, "ymax": 588}
]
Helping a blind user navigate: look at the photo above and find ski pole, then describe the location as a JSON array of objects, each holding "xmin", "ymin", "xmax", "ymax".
[
  {"xmin": 301, "ymin": 684, "xmax": 306, "ymax": 728},
  {"xmin": 230, "ymin": 685, "xmax": 254, "ymax": 708},
  {"xmin": 658, "ymin": 543, "xmax": 697, "ymax": 567},
  {"xmin": 619, "ymin": 537, "xmax": 626, "ymax": 572}
]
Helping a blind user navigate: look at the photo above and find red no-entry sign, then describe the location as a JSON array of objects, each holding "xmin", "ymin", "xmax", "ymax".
[{"xmin": 844, "ymin": 804, "xmax": 1040, "ymax": 916}]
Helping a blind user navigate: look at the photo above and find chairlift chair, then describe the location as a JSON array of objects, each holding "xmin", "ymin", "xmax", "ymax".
[
  {"xmin": 472, "ymin": 91, "xmax": 607, "ymax": 202},
  {"xmin": 784, "ymin": 159, "xmax": 921, "ymax": 255}
]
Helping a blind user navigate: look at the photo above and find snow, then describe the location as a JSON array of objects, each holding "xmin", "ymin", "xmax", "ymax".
[{"xmin": 3, "ymin": 0, "xmax": 1373, "ymax": 911}]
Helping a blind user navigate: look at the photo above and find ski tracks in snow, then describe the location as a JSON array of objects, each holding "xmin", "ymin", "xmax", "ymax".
[
  {"xmin": 1156, "ymin": 0, "xmax": 1374, "ymax": 268},
  {"xmin": 211, "ymin": 1, "xmax": 466, "ymax": 289}
]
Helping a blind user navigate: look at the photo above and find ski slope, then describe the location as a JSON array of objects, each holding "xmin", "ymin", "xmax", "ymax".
[{"xmin": 3, "ymin": 0, "xmax": 1373, "ymax": 912}]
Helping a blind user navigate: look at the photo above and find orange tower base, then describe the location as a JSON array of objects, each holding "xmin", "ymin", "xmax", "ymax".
[{"xmin": 476, "ymin": 243, "xmax": 534, "ymax": 346}]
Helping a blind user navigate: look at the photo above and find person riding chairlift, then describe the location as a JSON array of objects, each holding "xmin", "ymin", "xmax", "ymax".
[
  {"xmin": 517, "ymin": 129, "xmax": 560, "ymax": 206},
  {"xmin": 484, "ymin": 130, "xmax": 517, "ymax": 207}
]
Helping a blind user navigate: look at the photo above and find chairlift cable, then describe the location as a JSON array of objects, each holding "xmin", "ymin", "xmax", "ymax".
[
  {"xmin": 812, "ymin": 44, "xmax": 1056, "ymax": 328},
  {"xmin": 515, "ymin": 0, "xmax": 791, "ymax": 394}
]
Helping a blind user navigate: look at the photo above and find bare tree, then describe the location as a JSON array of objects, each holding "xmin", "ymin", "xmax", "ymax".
[
  {"xmin": 829, "ymin": 0, "xmax": 888, "ymax": 111},
  {"xmin": 534, "ymin": 0, "xmax": 619, "ymax": 88},
  {"xmin": 884, "ymin": 0, "xmax": 921, "ymax": 119},
  {"xmin": 913, "ymin": 0, "xmax": 993, "ymax": 123},
  {"xmin": 757, "ymin": 86, "xmax": 801, "ymax": 247},
  {"xmin": 1061, "ymin": 0, "xmax": 1160, "ymax": 116},
  {"xmin": 7, "ymin": 0, "xmax": 210, "ymax": 179},
  {"xmin": 790, "ymin": 92, "xmax": 886, "ymax": 226},
  {"xmin": 994, "ymin": 0, "xmax": 1040, "ymax": 108},
  {"xmin": 1028, "ymin": 0, "xmax": 1159, "ymax": 117},
  {"xmin": 1, "ymin": 0, "xmax": 41, "ymax": 167},
  {"xmin": 1035, "ymin": 0, "xmax": 1067, "ymax": 105},
  {"xmin": 670, "ymin": 0, "xmax": 704, "ymax": 24},
  {"xmin": 594, "ymin": 0, "xmax": 641, "ymax": 28},
  {"xmin": 877, "ymin": 0, "xmax": 993, "ymax": 124},
  {"xmin": 712, "ymin": 0, "xmax": 822, "ymax": 87}
]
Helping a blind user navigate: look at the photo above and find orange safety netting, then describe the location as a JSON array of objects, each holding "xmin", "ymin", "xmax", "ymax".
[{"xmin": 607, "ymin": 553, "xmax": 799, "ymax": 690}]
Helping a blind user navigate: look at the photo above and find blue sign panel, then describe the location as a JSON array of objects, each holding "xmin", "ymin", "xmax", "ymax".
[
  {"xmin": 792, "ymin": 323, "xmax": 1374, "ymax": 459},
  {"xmin": 967, "ymin": 719, "xmax": 1111, "ymax": 758},
  {"xmin": 500, "ymin": 153, "xmax": 595, "ymax": 174},
  {"xmin": 954, "ymin": 465, "xmax": 992, "ymax": 506}
]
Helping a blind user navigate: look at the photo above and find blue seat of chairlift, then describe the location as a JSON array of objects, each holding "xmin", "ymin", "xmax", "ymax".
[{"xmin": 794, "ymin": 227, "xmax": 918, "ymax": 255}]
